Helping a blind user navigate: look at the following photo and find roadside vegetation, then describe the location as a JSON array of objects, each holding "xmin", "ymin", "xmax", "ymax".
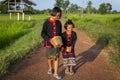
[
  {"xmin": 0, "ymin": 14, "xmax": 49, "ymax": 76},
  {"xmin": 66, "ymin": 13, "xmax": 120, "ymax": 69}
]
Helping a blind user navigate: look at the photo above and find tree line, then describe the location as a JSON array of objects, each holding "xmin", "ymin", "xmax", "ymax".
[
  {"xmin": 54, "ymin": 0, "xmax": 119, "ymax": 14},
  {"xmin": 0, "ymin": 0, "xmax": 119, "ymax": 14}
]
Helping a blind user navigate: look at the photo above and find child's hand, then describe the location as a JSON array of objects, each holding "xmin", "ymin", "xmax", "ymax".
[
  {"xmin": 66, "ymin": 46, "xmax": 72, "ymax": 52},
  {"xmin": 61, "ymin": 47, "xmax": 64, "ymax": 52}
]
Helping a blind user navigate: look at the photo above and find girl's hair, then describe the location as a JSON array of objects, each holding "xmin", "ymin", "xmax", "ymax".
[
  {"xmin": 50, "ymin": 7, "xmax": 62, "ymax": 18},
  {"xmin": 64, "ymin": 19, "xmax": 75, "ymax": 29}
]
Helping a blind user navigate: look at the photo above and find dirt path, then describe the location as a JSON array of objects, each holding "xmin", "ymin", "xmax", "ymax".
[{"xmin": 1, "ymin": 20, "xmax": 120, "ymax": 80}]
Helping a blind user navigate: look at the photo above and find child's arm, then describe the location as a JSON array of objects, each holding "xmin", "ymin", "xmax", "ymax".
[
  {"xmin": 41, "ymin": 21, "xmax": 50, "ymax": 41},
  {"xmin": 71, "ymin": 32, "xmax": 77, "ymax": 48}
]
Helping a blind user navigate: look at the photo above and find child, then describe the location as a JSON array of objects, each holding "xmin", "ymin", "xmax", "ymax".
[
  {"xmin": 41, "ymin": 7, "xmax": 62, "ymax": 79},
  {"xmin": 61, "ymin": 19, "xmax": 77, "ymax": 75}
]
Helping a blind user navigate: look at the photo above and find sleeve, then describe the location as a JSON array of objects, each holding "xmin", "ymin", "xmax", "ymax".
[
  {"xmin": 60, "ymin": 22, "xmax": 62, "ymax": 36},
  {"xmin": 57, "ymin": 20, "xmax": 62, "ymax": 36},
  {"xmin": 61, "ymin": 32, "xmax": 66, "ymax": 47},
  {"xmin": 41, "ymin": 21, "xmax": 50, "ymax": 41},
  {"xmin": 71, "ymin": 32, "xmax": 77, "ymax": 48}
]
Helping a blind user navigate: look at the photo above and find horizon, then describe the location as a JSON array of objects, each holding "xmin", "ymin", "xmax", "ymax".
[
  {"xmin": 0, "ymin": 0, "xmax": 120, "ymax": 11},
  {"xmin": 32, "ymin": 0, "xmax": 120, "ymax": 11}
]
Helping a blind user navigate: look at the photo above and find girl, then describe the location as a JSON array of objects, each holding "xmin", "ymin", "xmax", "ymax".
[
  {"xmin": 62, "ymin": 19, "xmax": 77, "ymax": 75},
  {"xmin": 41, "ymin": 7, "xmax": 62, "ymax": 79}
]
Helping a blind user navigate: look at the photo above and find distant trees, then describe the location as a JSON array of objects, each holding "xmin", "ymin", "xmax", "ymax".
[
  {"xmin": 55, "ymin": 0, "xmax": 70, "ymax": 13},
  {"xmin": 112, "ymin": 10, "xmax": 118, "ymax": 14},
  {"xmin": 98, "ymin": 3, "xmax": 107, "ymax": 14},
  {"xmin": 0, "ymin": 0, "xmax": 119, "ymax": 14},
  {"xmin": 54, "ymin": 0, "xmax": 63, "ymax": 8},
  {"xmin": 62, "ymin": 0, "xmax": 70, "ymax": 13},
  {"xmin": 106, "ymin": 3, "xmax": 112, "ymax": 13},
  {"xmin": 54, "ymin": 0, "xmax": 80, "ymax": 14},
  {"xmin": 98, "ymin": 3, "xmax": 112, "ymax": 14},
  {"xmin": 86, "ymin": 1, "xmax": 92, "ymax": 14},
  {"xmin": 68, "ymin": 4, "xmax": 80, "ymax": 13},
  {"xmin": 54, "ymin": 0, "xmax": 114, "ymax": 14},
  {"xmin": 0, "ymin": 0, "xmax": 7, "ymax": 13}
]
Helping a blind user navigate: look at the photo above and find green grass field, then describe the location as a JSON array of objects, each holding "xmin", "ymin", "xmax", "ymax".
[
  {"xmin": 66, "ymin": 13, "xmax": 120, "ymax": 68},
  {"xmin": 0, "ymin": 14, "xmax": 49, "ymax": 76}
]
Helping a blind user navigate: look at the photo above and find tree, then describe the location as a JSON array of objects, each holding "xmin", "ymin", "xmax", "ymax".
[
  {"xmin": 0, "ymin": 0, "xmax": 7, "ymax": 13},
  {"xmin": 106, "ymin": 3, "xmax": 112, "ymax": 14},
  {"xmin": 62, "ymin": 0, "xmax": 70, "ymax": 13},
  {"xmin": 55, "ymin": 0, "xmax": 70, "ymax": 14},
  {"xmin": 92, "ymin": 7, "xmax": 97, "ymax": 14},
  {"xmin": 68, "ymin": 3, "xmax": 79, "ymax": 13},
  {"xmin": 112, "ymin": 10, "xmax": 117, "ymax": 14},
  {"xmin": 98, "ymin": 3, "xmax": 107, "ymax": 14},
  {"xmin": 54, "ymin": 0, "xmax": 63, "ymax": 8},
  {"xmin": 86, "ymin": 1, "xmax": 92, "ymax": 14}
]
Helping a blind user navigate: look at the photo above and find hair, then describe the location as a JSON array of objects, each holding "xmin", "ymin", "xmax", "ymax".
[
  {"xmin": 64, "ymin": 19, "xmax": 75, "ymax": 29},
  {"xmin": 50, "ymin": 6, "xmax": 62, "ymax": 18}
]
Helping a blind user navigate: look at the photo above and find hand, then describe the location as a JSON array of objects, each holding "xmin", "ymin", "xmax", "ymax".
[{"xmin": 66, "ymin": 46, "xmax": 72, "ymax": 52}]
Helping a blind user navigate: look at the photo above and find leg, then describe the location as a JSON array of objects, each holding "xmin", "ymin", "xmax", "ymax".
[
  {"xmin": 47, "ymin": 59, "xmax": 53, "ymax": 74},
  {"xmin": 65, "ymin": 66, "xmax": 69, "ymax": 71},
  {"xmin": 65, "ymin": 66, "xmax": 69, "ymax": 74},
  {"xmin": 53, "ymin": 58, "xmax": 61, "ymax": 79},
  {"xmin": 54, "ymin": 58, "xmax": 58, "ymax": 75},
  {"xmin": 70, "ymin": 65, "xmax": 73, "ymax": 72},
  {"xmin": 48, "ymin": 59, "xmax": 52, "ymax": 70},
  {"xmin": 69, "ymin": 65, "xmax": 74, "ymax": 75}
]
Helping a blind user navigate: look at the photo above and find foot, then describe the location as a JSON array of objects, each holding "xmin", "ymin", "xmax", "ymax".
[
  {"xmin": 65, "ymin": 70, "xmax": 69, "ymax": 74},
  {"xmin": 69, "ymin": 71, "xmax": 74, "ymax": 75},
  {"xmin": 53, "ymin": 74, "xmax": 61, "ymax": 80},
  {"xmin": 47, "ymin": 69, "xmax": 52, "ymax": 74}
]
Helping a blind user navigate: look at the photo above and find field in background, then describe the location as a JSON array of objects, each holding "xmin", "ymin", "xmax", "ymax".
[
  {"xmin": 66, "ymin": 14, "xmax": 120, "ymax": 69},
  {"xmin": 0, "ymin": 14, "xmax": 49, "ymax": 76}
]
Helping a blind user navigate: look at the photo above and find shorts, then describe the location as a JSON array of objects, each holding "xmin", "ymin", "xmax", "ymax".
[{"xmin": 46, "ymin": 48, "xmax": 61, "ymax": 60}]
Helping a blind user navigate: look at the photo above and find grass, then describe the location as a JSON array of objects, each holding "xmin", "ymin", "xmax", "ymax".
[
  {"xmin": 0, "ymin": 14, "xmax": 49, "ymax": 76},
  {"xmin": 66, "ymin": 13, "xmax": 120, "ymax": 68},
  {"xmin": 0, "ymin": 21, "xmax": 34, "ymax": 49}
]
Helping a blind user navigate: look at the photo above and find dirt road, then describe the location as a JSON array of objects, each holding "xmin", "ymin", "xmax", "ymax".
[{"xmin": 1, "ymin": 20, "xmax": 120, "ymax": 80}]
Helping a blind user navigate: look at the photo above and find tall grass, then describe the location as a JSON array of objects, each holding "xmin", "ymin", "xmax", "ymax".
[
  {"xmin": 0, "ymin": 21, "xmax": 34, "ymax": 49},
  {"xmin": 66, "ymin": 14, "xmax": 120, "ymax": 68},
  {"xmin": 0, "ymin": 14, "xmax": 49, "ymax": 76}
]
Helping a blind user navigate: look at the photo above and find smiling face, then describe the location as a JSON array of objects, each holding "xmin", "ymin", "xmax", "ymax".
[
  {"xmin": 66, "ymin": 24, "xmax": 73, "ymax": 32},
  {"xmin": 53, "ymin": 12, "xmax": 61, "ymax": 21}
]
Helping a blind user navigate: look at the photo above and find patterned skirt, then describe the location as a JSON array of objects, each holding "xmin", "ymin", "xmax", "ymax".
[
  {"xmin": 62, "ymin": 49, "xmax": 76, "ymax": 66},
  {"xmin": 63, "ymin": 57, "xmax": 76, "ymax": 66}
]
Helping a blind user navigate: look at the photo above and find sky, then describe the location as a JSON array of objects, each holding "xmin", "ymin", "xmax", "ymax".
[{"xmin": 32, "ymin": 0, "xmax": 120, "ymax": 11}]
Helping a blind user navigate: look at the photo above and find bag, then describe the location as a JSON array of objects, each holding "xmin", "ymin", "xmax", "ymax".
[{"xmin": 50, "ymin": 36, "xmax": 63, "ymax": 48}]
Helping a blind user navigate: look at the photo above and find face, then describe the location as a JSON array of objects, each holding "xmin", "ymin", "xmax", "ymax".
[
  {"xmin": 53, "ymin": 12, "xmax": 61, "ymax": 21},
  {"xmin": 66, "ymin": 24, "xmax": 73, "ymax": 32}
]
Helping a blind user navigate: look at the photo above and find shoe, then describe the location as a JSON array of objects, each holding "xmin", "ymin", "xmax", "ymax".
[
  {"xmin": 53, "ymin": 74, "xmax": 61, "ymax": 80},
  {"xmin": 65, "ymin": 70, "xmax": 69, "ymax": 74},
  {"xmin": 47, "ymin": 69, "xmax": 52, "ymax": 74},
  {"xmin": 69, "ymin": 71, "xmax": 74, "ymax": 75}
]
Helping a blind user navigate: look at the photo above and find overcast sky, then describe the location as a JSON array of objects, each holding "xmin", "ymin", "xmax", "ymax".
[{"xmin": 32, "ymin": 0, "xmax": 120, "ymax": 11}]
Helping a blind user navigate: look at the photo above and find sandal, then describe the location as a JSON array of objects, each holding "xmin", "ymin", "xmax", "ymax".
[
  {"xmin": 65, "ymin": 70, "xmax": 69, "ymax": 74},
  {"xmin": 69, "ymin": 71, "xmax": 74, "ymax": 75},
  {"xmin": 53, "ymin": 74, "xmax": 61, "ymax": 80},
  {"xmin": 47, "ymin": 69, "xmax": 52, "ymax": 74}
]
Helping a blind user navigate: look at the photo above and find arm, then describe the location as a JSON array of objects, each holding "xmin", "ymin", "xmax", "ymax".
[
  {"xmin": 41, "ymin": 21, "xmax": 50, "ymax": 41},
  {"xmin": 59, "ymin": 22, "xmax": 62, "ymax": 36},
  {"xmin": 71, "ymin": 32, "xmax": 77, "ymax": 48}
]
